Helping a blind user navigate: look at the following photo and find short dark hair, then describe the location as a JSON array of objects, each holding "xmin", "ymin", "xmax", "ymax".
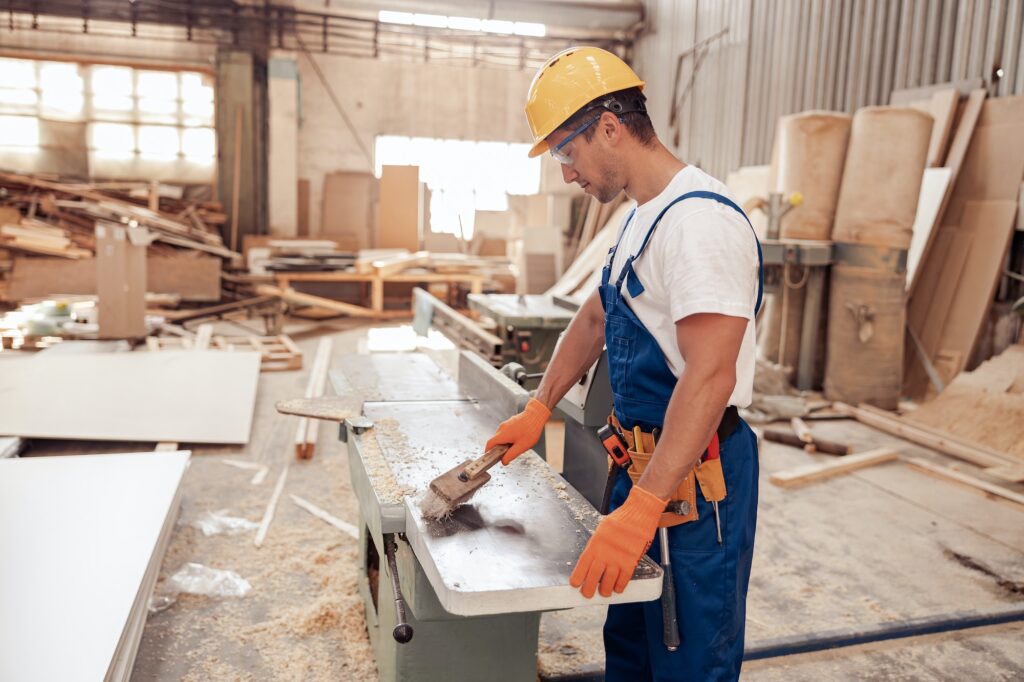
[{"xmin": 559, "ymin": 87, "xmax": 656, "ymax": 147}]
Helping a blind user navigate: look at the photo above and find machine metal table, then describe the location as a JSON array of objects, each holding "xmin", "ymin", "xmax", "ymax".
[{"xmin": 319, "ymin": 351, "xmax": 661, "ymax": 681}]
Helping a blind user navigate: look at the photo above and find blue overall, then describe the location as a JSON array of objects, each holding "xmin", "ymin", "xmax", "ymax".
[{"xmin": 599, "ymin": 190, "xmax": 763, "ymax": 682}]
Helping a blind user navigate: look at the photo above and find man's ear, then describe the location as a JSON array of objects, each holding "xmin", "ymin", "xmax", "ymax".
[{"xmin": 597, "ymin": 111, "xmax": 622, "ymax": 147}]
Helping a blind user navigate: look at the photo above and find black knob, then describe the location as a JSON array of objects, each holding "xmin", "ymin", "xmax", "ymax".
[{"xmin": 393, "ymin": 623, "xmax": 414, "ymax": 643}]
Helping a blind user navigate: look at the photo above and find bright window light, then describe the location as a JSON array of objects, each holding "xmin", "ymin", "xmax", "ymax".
[
  {"xmin": 181, "ymin": 127, "xmax": 215, "ymax": 160},
  {"xmin": 39, "ymin": 62, "xmax": 84, "ymax": 118},
  {"xmin": 0, "ymin": 59, "xmax": 36, "ymax": 89},
  {"xmin": 138, "ymin": 125, "xmax": 179, "ymax": 159},
  {"xmin": 89, "ymin": 122, "xmax": 135, "ymax": 155},
  {"xmin": 0, "ymin": 88, "xmax": 38, "ymax": 107},
  {"xmin": 379, "ymin": 10, "xmax": 414, "ymax": 25},
  {"xmin": 447, "ymin": 16, "xmax": 482, "ymax": 31},
  {"xmin": 137, "ymin": 71, "xmax": 178, "ymax": 100},
  {"xmin": 181, "ymin": 73, "xmax": 213, "ymax": 103},
  {"xmin": 376, "ymin": 135, "xmax": 541, "ymax": 238},
  {"xmin": 378, "ymin": 10, "xmax": 545, "ymax": 37},
  {"xmin": 91, "ymin": 66, "xmax": 133, "ymax": 95},
  {"xmin": 482, "ymin": 19, "xmax": 516, "ymax": 34},
  {"xmin": 93, "ymin": 94, "xmax": 134, "ymax": 112},
  {"xmin": 139, "ymin": 97, "xmax": 177, "ymax": 116},
  {"xmin": 0, "ymin": 115, "xmax": 40, "ymax": 147},
  {"xmin": 513, "ymin": 22, "xmax": 546, "ymax": 37},
  {"xmin": 413, "ymin": 13, "xmax": 448, "ymax": 28}
]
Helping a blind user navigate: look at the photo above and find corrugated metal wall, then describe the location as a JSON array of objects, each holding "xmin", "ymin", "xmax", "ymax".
[{"xmin": 635, "ymin": 0, "xmax": 1024, "ymax": 179}]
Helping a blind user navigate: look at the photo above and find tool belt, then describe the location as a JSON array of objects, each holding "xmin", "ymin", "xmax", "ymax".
[{"xmin": 610, "ymin": 406, "xmax": 739, "ymax": 529}]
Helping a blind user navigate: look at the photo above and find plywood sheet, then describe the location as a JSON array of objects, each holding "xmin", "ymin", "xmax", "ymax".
[
  {"xmin": 933, "ymin": 200, "xmax": 1019, "ymax": 378},
  {"xmin": 320, "ymin": 170, "xmax": 377, "ymax": 247},
  {"xmin": 376, "ymin": 165, "xmax": 422, "ymax": 250},
  {"xmin": 7, "ymin": 254, "xmax": 221, "ymax": 302},
  {"xmin": 0, "ymin": 451, "xmax": 189, "ymax": 681},
  {"xmin": 0, "ymin": 351, "xmax": 260, "ymax": 443}
]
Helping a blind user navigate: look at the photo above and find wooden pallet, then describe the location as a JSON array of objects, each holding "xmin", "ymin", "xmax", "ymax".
[{"xmin": 146, "ymin": 333, "xmax": 302, "ymax": 371}]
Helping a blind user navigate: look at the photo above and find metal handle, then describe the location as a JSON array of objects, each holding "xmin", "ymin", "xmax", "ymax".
[
  {"xmin": 384, "ymin": 535, "xmax": 414, "ymax": 644},
  {"xmin": 659, "ymin": 527, "xmax": 680, "ymax": 651},
  {"xmin": 460, "ymin": 445, "xmax": 510, "ymax": 481}
]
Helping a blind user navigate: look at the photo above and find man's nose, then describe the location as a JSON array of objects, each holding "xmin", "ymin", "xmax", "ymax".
[{"xmin": 561, "ymin": 163, "xmax": 577, "ymax": 184}]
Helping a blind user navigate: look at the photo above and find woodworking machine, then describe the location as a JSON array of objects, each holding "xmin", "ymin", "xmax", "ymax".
[
  {"xmin": 317, "ymin": 351, "xmax": 661, "ymax": 681},
  {"xmin": 413, "ymin": 288, "xmax": 577, "ymax": 374}
]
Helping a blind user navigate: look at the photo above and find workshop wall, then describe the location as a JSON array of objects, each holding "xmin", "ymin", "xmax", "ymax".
[
  {"xmin": 636, "ymin": 0, "xmax": 1024, "ymax": 179},
  {"xmin": 291, "ymin": 51, "xmax": 536, "ymax": 233}
]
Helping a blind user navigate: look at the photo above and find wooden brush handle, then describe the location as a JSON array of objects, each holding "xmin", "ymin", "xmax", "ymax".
[{"xmin": 462, "ymin": 445, "xmax": 511, "ymax": 480}]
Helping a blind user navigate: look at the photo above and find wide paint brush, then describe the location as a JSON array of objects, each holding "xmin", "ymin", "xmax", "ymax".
[{"xmin": 419, "ymin": 444, "xmax": 510, "ymax": 521}]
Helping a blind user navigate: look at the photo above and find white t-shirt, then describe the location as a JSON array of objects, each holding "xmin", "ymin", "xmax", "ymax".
[{"xmin": 607, "ymin": 166, "xmax": 759, "ymax": 408}]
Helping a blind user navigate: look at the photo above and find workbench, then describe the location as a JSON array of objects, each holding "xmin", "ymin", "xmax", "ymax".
[
  {"xmin": 321, "ymin": 351, "xmax": 662, "ymax": 681},
  {"xmin": 274, "ymin": 270, "xmax": 485, "ymax": 318}
]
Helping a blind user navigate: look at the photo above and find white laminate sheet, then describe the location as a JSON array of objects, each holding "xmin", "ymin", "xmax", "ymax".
[
  {"xmin": 0, "ymin": 351, "xmax": 261, "ymax": 444},
  {"xmin": 0, "ymin": 451, "xmax": 190, "ymax": 682}
]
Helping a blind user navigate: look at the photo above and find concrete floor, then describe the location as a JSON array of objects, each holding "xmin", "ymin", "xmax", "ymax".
[{"xmin": 26, "ymin": 318, "xmax": 1024, "ymax": 680}]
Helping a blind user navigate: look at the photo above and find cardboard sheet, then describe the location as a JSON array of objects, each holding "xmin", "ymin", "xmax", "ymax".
[
  {"xmin": 0, "ymin": 351, "xmax": 261, "ymax": 443},
  {"xmin": 0, "ymin": 451, "xmax": 190, "ymax": 681}
]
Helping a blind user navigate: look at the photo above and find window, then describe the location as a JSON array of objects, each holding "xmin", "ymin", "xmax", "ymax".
[
  {"xmin": 375, "ymin": 136, "xmax": 541, "ymax": 238},
  {"xmin": 0, "ymin": 57, "xmax": 216, "ymax": 180}
]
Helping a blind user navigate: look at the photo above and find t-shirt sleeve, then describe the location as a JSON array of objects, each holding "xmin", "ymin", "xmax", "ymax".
[{"xmin": 654, "ymin": 207, "xmax": 759, "ymax": 323}]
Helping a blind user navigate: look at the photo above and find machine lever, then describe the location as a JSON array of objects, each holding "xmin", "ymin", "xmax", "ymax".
[{"xmin": 384, "ymin": 535, "xmax": 414, "ymax": 644}]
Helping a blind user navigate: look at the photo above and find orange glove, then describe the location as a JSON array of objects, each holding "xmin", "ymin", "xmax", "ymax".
[
  {"xmin": 570, "ymin": 485, "xmax": 667, "ymax": 598},
  {"xmin": 485, "ymin": 398, "xmax": 551, "ymax": 465}
]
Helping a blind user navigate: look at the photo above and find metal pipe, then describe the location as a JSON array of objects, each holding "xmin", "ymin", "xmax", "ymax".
[{"xmin": 542, "ymin": 605, "xmax": 1024, "ymax": 681}]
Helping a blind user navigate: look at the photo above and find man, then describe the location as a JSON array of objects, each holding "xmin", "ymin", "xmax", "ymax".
[{"xmin": 484, "ymin": 47, "xmax": 763, "ymax": 681}]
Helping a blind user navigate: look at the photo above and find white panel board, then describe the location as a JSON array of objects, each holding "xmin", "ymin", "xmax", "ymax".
[
  {"xmin": 0, "ymin": 451, "xmax": 190, "ymax": 682},
  {"xmin": 0, "ymin": 351, "xmax": 261, "ymax": 444}
]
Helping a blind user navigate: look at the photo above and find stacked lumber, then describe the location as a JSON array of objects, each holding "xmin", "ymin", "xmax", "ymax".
[{"xmin": 0, "ymin": 171, "xmax": 237, "ymax": 261}]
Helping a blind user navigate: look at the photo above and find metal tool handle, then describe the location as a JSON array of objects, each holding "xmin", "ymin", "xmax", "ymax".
[
  {"xmin": 460, "ymin": 444, "xmax": 511, "ymax": 481},
  {"xmin": 599, "ymin": 463, "xmax": 618, "ymax": 515},
  {"xmin": 384, "ymin": 535, "xmax": 414, "ymax": 644},
  {"xmin": 659, "ymin": 527, "xmax": 680, "ymax": 651}
]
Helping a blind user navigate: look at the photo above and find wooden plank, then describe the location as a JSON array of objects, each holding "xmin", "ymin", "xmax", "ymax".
[
  {"xmin": 254, "ymin": 462, "xmax": 289, "ymax": 548},
  {"xmin": 888, "ymin": 77, "xmax": 984, "ymax": 105},
  {"xmin": 925, "ymin": 89, "xmax": 959, "ymax": 166},
  {"xmin": 255, "ymin": 283, "xmax": 377, "ymax": 318},
  {"xmin": 906, "ymin": 89, "xmax": 985, "ymax": 300},
  {"xmin": 294, "ymin": 338, "xmax": 333, "ymax": 460},
  {"xmin": 0, "ymin": 352, "xmax": 261, "ymax": 444},
  {"xmin": 769, "ymin": 447, "xmax": 901, "ymax": 488},
  {"xmin": 373, "ymin": 250, "xmax": 430, "ymax": 277},
  {"xmin": 832, "ymin": 403, "xmax": 1022, "ymax": 481},
  {"xmin": 906, "ymin": 457, "xmax": 1024, "ymax": 507}
]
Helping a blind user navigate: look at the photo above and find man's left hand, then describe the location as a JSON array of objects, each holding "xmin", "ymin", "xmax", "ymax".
[{"xmin": 569, "ymin": 485, "xmax": 667, "ymax": 598}]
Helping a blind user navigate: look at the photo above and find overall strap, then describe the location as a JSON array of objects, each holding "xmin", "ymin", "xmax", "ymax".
[
  {"xmin": 602, "ymin": 207, "xmax": 636, "ymax": 287},
  {"xmin": 615, "ymin": 190, "xmax": 764, "ymax": 316}
]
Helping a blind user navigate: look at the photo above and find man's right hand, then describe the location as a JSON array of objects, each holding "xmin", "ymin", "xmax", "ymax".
[{"xmin": 485, "ymin": 398, "xmax": 552, "ymax": 465}]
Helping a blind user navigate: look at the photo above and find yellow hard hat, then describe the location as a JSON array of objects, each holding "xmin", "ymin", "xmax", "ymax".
[{"xmin": 525, "ymin": 46, "xmax": 645, "ymax": 158}]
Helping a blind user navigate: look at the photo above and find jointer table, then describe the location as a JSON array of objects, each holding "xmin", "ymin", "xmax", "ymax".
[{"xmin": 313, "ymin": 351, "xmax": 662, "ymax": 681}]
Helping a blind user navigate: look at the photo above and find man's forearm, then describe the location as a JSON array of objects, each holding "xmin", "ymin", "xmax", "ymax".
[
  {"xmin": 534, "ymin": 292, "xmax": 605, "ymax": 411},
  {"xmin": 637, "ymin": 366, "xmax": 734, "ymax": 499}
]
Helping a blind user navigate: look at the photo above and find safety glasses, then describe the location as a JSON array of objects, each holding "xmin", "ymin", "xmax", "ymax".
[{"xmin": 549, "ymin": 115, "xmax": 601, "ymax": 165}]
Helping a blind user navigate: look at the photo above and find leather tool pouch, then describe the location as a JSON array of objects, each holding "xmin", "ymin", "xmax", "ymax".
[
  {"xmin": 614, "ymin": 421, "xmax": 698, "ymax": 528},
  {"xmin": 694, "ymin": 457, "xmax": 727, "ymax": 503}
]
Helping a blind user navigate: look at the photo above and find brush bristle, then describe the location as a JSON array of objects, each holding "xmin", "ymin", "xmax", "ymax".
[{"xmin": 419, "ymin": 490, "xmax": 455, "ymax": 521}]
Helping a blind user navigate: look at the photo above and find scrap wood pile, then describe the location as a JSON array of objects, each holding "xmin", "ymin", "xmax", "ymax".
[{"xmin": 0, "ymin": 171, "xmax": 236, "ymax": 262}]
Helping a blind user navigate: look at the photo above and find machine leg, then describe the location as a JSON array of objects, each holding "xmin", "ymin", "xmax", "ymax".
[{"xmin": 797, "ymin": 267, "xmax": 826, "ymax": 391}]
